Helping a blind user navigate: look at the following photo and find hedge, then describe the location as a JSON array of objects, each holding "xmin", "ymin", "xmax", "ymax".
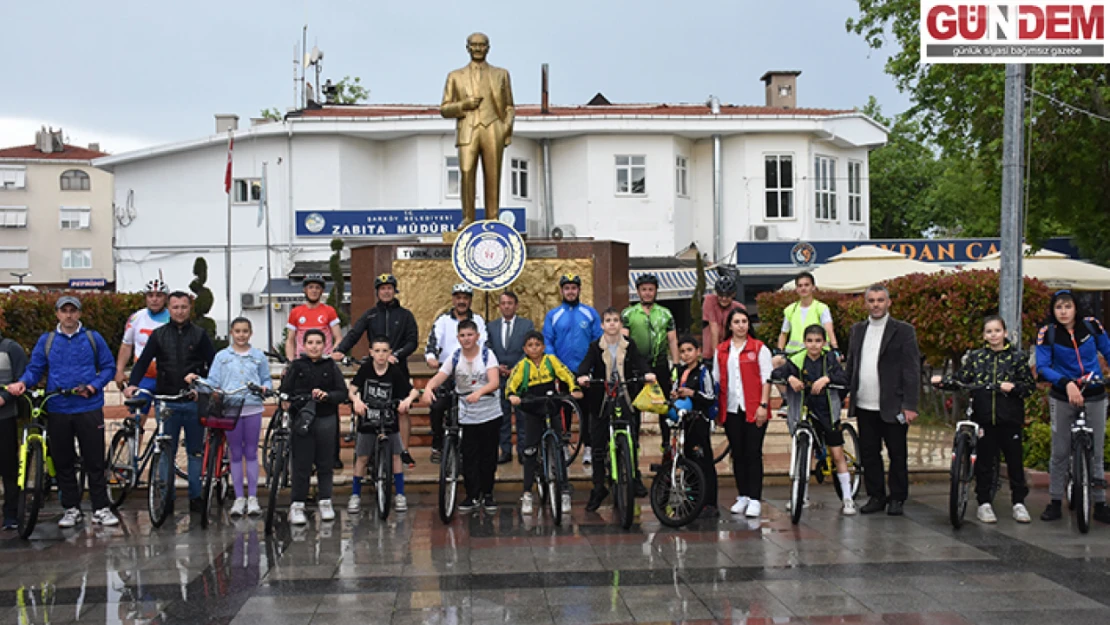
[{"xmin": 0, "ymin": 292, "xmax": 145, "ymax": 355}]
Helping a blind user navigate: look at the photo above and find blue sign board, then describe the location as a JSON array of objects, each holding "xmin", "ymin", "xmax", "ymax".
[
  {"xmin": 295, "ymin": 208, "xmax": 527, "ymax": 238},
  {"xmin": 735, "ymin": 237, "xmax": 1079, "ymax": 267},
  {"xmin": 68, "ymin": 278, "xmax": 107, "ymax": 289}
]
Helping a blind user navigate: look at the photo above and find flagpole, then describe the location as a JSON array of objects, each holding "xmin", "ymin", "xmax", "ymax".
[
  {"xmin": 225, "ymin": 131, "xmax": 233, "ymax": 336},
  {"xmin": 262, "ymin": 161, "xmax": 274, "ymax": 350}
]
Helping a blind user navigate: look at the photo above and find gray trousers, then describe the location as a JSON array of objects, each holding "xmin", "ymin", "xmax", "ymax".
[{"xmin": 1049, "ymin": 397, "xmax": 1108, "ymax": 503}]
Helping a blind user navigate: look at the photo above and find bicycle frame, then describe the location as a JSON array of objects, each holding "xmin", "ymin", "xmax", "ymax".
[
  {"xmin": 13, "ymin": 390, "xmax": 75, "ymax": 488},
  {"xmin": 601, "ymin": 389, "xmax": 637, "ymax": 483}
]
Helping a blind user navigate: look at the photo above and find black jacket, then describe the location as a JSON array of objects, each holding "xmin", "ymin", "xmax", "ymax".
[
  {"xmin": 846, "ymin": 316, "xmax": 921, "ymax": 423},
  {"xmin": 940, "ymin": 343, "xmax": 1035, "ymax": 427},
  {"xmin": 0, "ymin": 334, "xmax": 28, "ymax": 420},
  {"xmin": 335, "ymin": 299, "xmax": 419, "ymax": 372},
  {"xmin": 280, "ymin": 356, "xmax": 348, "ymax": 419},
  {"xmin": 772, "ymin": 351, "xmax": 849, "ymax": 423},
  {"xmin": 675, "ymin": 361, "xmax": 716, "ymax": 415},
  {"xmin": 130, "ymin": 320, "xmax": 216, "ymax": 395}
]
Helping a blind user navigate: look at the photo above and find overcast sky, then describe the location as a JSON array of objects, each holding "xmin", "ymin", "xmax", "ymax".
[{"xmin": 0, "ymin": 0, "xmax": 910, "ymax": 154}]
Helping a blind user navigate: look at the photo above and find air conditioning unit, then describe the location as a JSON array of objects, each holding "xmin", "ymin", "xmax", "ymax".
[
  {"xmin": 241, "ymin": 292, "xmax": 263, "ymax": 310},
  {"xmin": 750, "ymin": 224, "xmax": 778, "ymax": 241},
  {"xmin": 550, "ymin": 223, "xmax": 577, "ymax": 240}
]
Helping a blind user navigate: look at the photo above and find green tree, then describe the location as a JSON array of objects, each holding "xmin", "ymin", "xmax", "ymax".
[
  {"xmin": 331, "ymin": 76, "xmax": 369, "ymax": 105},
  {"xmin": 260, "ymin": 107, "xmax": 283, "ymax": 122},
  {"xmin": 327, "ymin": 238, "xmax": 349, "ymax": 326},
  {"xmin": 190, "ymin": 257, "xmax": 217, "ymax": 340},
  {"xmin": 689, "ymin": 252, "xmax": 706, "ymax": 334}
]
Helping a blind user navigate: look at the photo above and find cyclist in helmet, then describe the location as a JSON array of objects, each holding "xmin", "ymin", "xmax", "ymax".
[
  {"xmin": 701, "ymin": 273, "xmax": 746, "ymax": 361},
  {"xmin": 544, "ymin": 273, "xmax": 603, "ymax": 464},
  {"xmin": 115, "ymin": 277, "xmax": 172, "ymax": 415},
  {"xmin": 333, "ymin": 274, "xmax": 419, "ymax": 377},
  {"xmin": 285, "ymin": 274, "xmax": 343, "ymax": 362}
]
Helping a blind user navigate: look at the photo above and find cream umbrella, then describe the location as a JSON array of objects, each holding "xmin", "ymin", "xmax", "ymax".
[
  {"xmin": 967, "ymin": 246, "xmax": 1110, "ymax": 291},
  {"xmin": 781, "ymin": 245, "xmax": 946, "ymax": 292}
]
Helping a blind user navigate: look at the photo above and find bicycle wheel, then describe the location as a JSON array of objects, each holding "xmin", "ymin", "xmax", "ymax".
[
  {"xmin": 650, "ymin": 456, "xmax": 706, "ymax": 528},
  {"xmin": 544, "ymin": 435, "xmax": 563, "ymax": 526},
  {"xmin": 835, "ymin": 423, "xmax": 863, "ymax": 501},
  {"xmin": 949, "ymin": 431, "xmax": 973, "ymax": 529},
  {"xmin": 148, "ymin": 444, "xmax": 174, "ymax": 528},
  {"xmin": 1074, "ymin": 441, "xmax": 1092, "ymax": 534},
  {"xmin": 790, "ymin": 434, "xmax": 810, "ymax": 525},
  {"xmin": 265, "ymin": 438, "xmax": 288, "ymax": 536},
  {"xmin": 17, "ymin": 439, "xmax": 45, "ymax": 540},
  {"xmin": 376, "ymin": 437, "xmax": 392, "ymax": 521},
  {"xmin": 1066, "ymin": 466, "xmax": 1076, "ymax": 510},
  {"xmin": 559, "ymin": 400, "xmax": 583, "ymax": 467},
  {"xmin": 200, "ymin": 433, "xmax": 220, "ymax": 529},
  {"xmin": 261, "ymin": 416, "xmax": 278, "ymax": 476},
  {"xmin": 105, "ymin": 429, "xmax": 133, "ymax": 509},
  {"xmin": 438, "ymin": 436, "xmax": 460, "ymax": 524},
  {"xmin": 614, "ymin": 435, "xmax": 635, "ymax": 530}
]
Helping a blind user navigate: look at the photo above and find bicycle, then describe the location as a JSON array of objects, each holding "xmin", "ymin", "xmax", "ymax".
[
  {"xmin": 1064, "ymin": 373, "xmax": 1105, "ymax": 534},
  {"xmin": 769, "ymin": 377, "xmax": 860, "ymax": 525},
  {"xmin": 436, "ymin": 389, "xmax": 462, "ymax": 524},
  {"xmin": 649, "ymin": 403, "xmax": 708, "ymax": 528},
  {"xmin": 931, "ymin": 379, "xmax": 1002, "ymax": 529},
  {"xmin": 247, "ymin": 383, "xmax": 311, "ymax": 535},
  {"xmin": 193, "ymin": 380, "xmax": 251, "ymax": 529},
  {"xmin": 582, "ymin": 375, "xmax": 646, "ymax": 530},
  {"xmin": 354, "ymin": 395, "xmax": 401, "ymax": 520},
  {"xmin": 518, "ymin": 391, "xmax": 580, "ymax": 526},
  {"xmin": 135, "ymin": 388, "xmax": 201, "ymax": 528},
  {"xmin": 105, "ymin": 393, "xmax": 188, "ymax": 509}
]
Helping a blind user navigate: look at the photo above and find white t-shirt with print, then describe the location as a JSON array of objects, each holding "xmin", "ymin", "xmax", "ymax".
[{"xmin": 438, "ymin": 348, "xmax": 502, "ymax": 425}]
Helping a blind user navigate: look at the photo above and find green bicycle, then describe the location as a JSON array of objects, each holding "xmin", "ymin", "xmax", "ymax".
[{"xmin": 583, "ymin": 375, "xmax": 647, "ymax": 530}]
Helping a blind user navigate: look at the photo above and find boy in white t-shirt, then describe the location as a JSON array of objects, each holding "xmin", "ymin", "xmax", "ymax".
[{"xmin": 423, "ymin": 319, "xmax": 502, "ymax": 512}]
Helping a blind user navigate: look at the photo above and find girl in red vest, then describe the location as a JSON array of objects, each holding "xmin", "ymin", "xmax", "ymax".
[{"xmin": 712, "ymin": 308, "xmax": 773, "ymax": 519}]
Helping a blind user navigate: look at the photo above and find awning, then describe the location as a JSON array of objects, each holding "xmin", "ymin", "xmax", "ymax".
[
  {"xmin": 629, "ymin": 269, "xmax": 719, "ymax": 301},
  {"xmin": 259, "ymin": 278, "xmax": 351, "ymax": 305}
]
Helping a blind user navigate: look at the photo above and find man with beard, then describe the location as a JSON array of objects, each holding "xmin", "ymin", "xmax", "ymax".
[
  {"xmin": 332, "ymin": 273, "xmax": 419, "ymax": 377},
  {"xmin": 700, "ymin": 274, "xmax": 746, "ymax": 361},
  {"xmin": 543, "ymin": 274, "xmax": 603, "ymax": 464},
  {"xmin": 115, "ymin": 278, "xmax": 171, "ymax": 415},
  {"xmin": 425, "ymin": 283, "xmax": 488, "ymax": 463}
]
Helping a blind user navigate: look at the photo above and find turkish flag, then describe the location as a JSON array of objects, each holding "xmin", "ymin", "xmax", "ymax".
[{"xmin": 224, "ymin": 134, "xmax": 234, "ymax": 194}]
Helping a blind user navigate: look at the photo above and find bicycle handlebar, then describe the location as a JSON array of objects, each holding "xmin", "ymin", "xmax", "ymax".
[
  {"xmin": 932, "ymin": 379, "xmax": 1001, "ymax": 392},
  {"xmin": 768, "ymin": 378, "xmax": 847, "ymax": 391}
]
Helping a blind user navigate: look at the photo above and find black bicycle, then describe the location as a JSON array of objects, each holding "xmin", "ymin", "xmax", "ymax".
[
  {"xmin": 649, "ymin": 405, "xmax": 708, "ymax": 528},
  {"xmin": 355, "ymin": 396, "xmax": 401, "ymax": 520},
  {"xmin": 434, "ymin": 389, "xmax": 463, "ymax": 524},
  {"xmin": 248, "ymin": 383, "xmax": 312, "ymax": 535},
  {"xmin": 518, "ymin": 391, "xmax": 580, "ymax": 526},
  {"xmin": 931, "ymin": 379, "xmax": 1002, "ymax": 529},
  {"xmin": 1067, "ymin": 373, "xmax": 1105, "ymax": 534},
  {"xmin": 134, "ymin": 388, "xmax": 200, "ymax": 529}
]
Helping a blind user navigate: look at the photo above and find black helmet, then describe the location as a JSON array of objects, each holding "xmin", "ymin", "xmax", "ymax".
[
  {"xmin": 374, "ymin": 273, "xmax": 399, "ymax": 291},
  {"xmin": 635, "ymin": 273, "xmax": 659, "ymax": 288},
  {"xmin": 559, "ymin": 273, "xmax": 582, "ymax": 287},
  {"xmin": 302, "ymin": 274, "xmax": 326, "ymax": 288},
  {"xmin": 714, "ymin": 274, "xmax": 736, "ymax": 296}
]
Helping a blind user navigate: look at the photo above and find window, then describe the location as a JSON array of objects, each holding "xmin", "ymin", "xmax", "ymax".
[
  {"xmin": 615, "ymin": 155, "xmax": 646, "ymax": 195},
  {"xmin": 0, "ymin": 167, "xmax": 26, "ymax": 190},
  {"xmin": 0, "ymin": 207, "xmax": 27, "ymax": 228},
  {"xmin": 675, "ymin": 156, "xmax": 688, "ymax": 197},
  {"xmin": 0, "ymin": 248, "xmax": 28, "ymax": 269},
  {"xmin": 764, "ymin": 155, "xmax": 794, "ymax": 219},
  {"xmin": 62, "ymin": 248, "xmax": 93, "ymax": 269},
  {"xmin": 232, "ymin": 179, "xmax": 262, "ymax": 204},
  {"xmin": 847, "ymin": 161, "xmax": 863, "ymax": 223},
  {"xmin": 814, "ymin": 155, "xmax": 837, "ymax": 221},
  {"xmin": 60, "ymin": 207, "xmax": 91, "ymax": 230},
  {"xmin": 510, "ymin": 158, "xmax": 529, "ymax": 199},
  {"xmin": 445, "ymin": 156, "xmax": 460, "ymax": 198},
  {"xmin": 60, "ymin": 169, "xmax": 90, "ymax": 191}
]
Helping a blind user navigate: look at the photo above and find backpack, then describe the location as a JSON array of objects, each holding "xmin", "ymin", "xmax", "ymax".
[
  {"xmin": 44, "ymin": 329, "xmax": 101, "ymax": 374},
  {"xmin": 451, "ymin": 345, "xmax": 492, "ymax": 372}
]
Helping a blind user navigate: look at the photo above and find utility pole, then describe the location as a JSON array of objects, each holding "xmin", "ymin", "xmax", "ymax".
[{"xmin": 999, "ymin": 64, "xmax": 1026, "ymax": 346}]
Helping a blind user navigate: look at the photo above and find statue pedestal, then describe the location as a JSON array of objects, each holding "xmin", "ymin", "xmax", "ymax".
[{"xmin": 349, "ymin": 239, "xmax": 629, "ymax": 355}]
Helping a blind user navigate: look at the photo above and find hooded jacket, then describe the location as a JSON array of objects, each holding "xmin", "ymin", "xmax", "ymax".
[
  {"xmin": 1035, "ymin": 318, "xmax": 1110, "ymax": 402},
  {"xmin": 942, "ymin": 342, "xmax": 1035, "ymax": 427}
]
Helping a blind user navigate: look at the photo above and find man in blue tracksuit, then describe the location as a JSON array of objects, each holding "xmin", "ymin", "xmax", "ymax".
[
  {"xmin": 543, "ymin": 274, "xmax": 602, "ymax": 461},
  {"xmin": 8, "ymin": 296, "xmax": 118, "ymax": 528}
]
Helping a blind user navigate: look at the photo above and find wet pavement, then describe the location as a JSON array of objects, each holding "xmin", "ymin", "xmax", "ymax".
[{"xmin": 3, "ymin": 480, "xmax": 1110, "ymax": 625}]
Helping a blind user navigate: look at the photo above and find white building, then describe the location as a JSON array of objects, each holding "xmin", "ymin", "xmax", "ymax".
[{"xmin": 94, "ymin": 71, "xmax": 886, "ymax": 345}]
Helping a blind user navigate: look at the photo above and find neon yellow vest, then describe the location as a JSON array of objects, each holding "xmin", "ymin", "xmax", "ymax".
[{"xmin": 784, "ymin": 300, "xmax": 830, "ymax": 354}]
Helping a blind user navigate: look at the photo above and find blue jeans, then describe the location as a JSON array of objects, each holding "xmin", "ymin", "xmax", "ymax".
[{"xmin": 161, "ymin": 400, "xmax": 203, "ymax": 500}]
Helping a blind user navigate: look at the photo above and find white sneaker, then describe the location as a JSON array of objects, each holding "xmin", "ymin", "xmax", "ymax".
[
  {"xmin": 319, "ymin": 499, "xmax": 336, "ymax": 522},
  {"xmin": 1013, "ymin": 503, "xmax": 1031, "ymax": 523},
  {"xmin": 521, "ymin": 492, "xmax": 534, "ymax": 515},
  {"xmin": 561, "ymin": 492, "xmax": 572, "ymax": 514},
  {"xmin": 58, "ymin": 508, "xmax": 83, "ymax": 528},
  {"xmin": 229, "ymin": 498, "xmax": 246, "ymax": 518},
  {"xmin": 842, "ymin": 499, "xmax": 858, "ymax": 516},
  {"xmin": 394, "ymin": 494, "xmax": 408, "ymax": 512},
  {"xmin": 246, "ymin": 497, "xmax": 262, "ymax": 516},
  {"xmin": 92, "ymin": 508, "xmax": 119, "ymax": 526},
  {"xmin": 977, "ymin": 503, "xmax": 998, "ymax": 524},
  {"xmin": 582, "ymin": 447, "xmax": 592, "ymax": 465},
  {"xmin": 730, "ymin": 496, "xmax": 750, "ymax": 515},
  {"xmin": 347, "ymin": 495, "xmax": 362, "ymax": 514},
  {"xmin": 745, "ymin": 500, "xmax": 762, "ymax": 518},
  {"xmin": 288, "ymin": 502, "xmax": 307, "ymax": 525}
]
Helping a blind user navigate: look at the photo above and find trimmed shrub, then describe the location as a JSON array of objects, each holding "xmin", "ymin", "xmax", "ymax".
[{"xmin": 0, "ymin": 291, "xmax": 144, "ymax": 355}]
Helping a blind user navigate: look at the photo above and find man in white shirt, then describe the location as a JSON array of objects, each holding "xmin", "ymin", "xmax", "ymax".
[{"xmin": 845, "ymin": 285, "xmax": 921, "ymax": 517}]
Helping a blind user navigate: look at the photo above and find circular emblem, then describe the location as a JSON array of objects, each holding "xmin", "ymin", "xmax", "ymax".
[
  {"xmin": 499, "ymin": 211, "xmax": 517, "ymax": 229},
  {"xmin": 304, "ymin": 212, "xmax": 326, "ymax": 234},
  {"xmin": 452, "ymin": 220, "xmax": 526, "ymax": 291},
  {"xmin": 790, "ymin": 242, "xmax": 817, "ymax": 267}
]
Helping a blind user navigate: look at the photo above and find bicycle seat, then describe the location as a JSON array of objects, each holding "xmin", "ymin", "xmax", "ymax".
[{"xmin": 124, "ymin": 397, "xmax": 148, "ymax": 408}]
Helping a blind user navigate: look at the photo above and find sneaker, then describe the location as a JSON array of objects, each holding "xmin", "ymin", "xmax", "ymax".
[
  {"xmin": 977, "ymin": 503, "xmax": 998, "ymax": 524},
  {"xmin": 230, "ymin": 498, "xmax": 247, "ymax": 518},
  {"xmin": 58, "ymin": 508, "xmax": 83, "ymax": 528},
  {"xmin": 189, "ymin": 498, "xmax": 203, "ymax": 514},
  {"xmin": 582, "ymin": 447, "xmax": 592, "ymax": 465},
  {"xmin": 1012, "ymin": 503, "xmax": 1031, "ymax": 523},
  {"xmin": 247, "ymin": 497, "xmax": 262, "ymax": 516},
  {"xmin": 289, "ymin": 502, "xmax": 307, "ymax": 525},
  {"xmin": 457, "ymin": 497, "xmax": 478, "ymax": 512},
  {"xmin": 92, "ymin": 508, "xmax": 119, "ymax": 527},
  {"xmin": 842, "ymin": 499, "xmax": 858, "ymax": 516},
  {"xmin": 347, "ymin": 495, "xmax": 362, "ymax": 514},
  {"xmin": 1040, "ymin": 500, "xmax": 1062, "ymax": 521},
  {"xmin": 482, "ymin": 494, "xmax": 498, "ymax": 512},
  {"xmin": 394, "ymin": 494, "xmax": 408, "ymax": 512},
  {"xmin": 1094, "ymin": 502, "xmax": 1110, "ymax": 524},
  {"xmin": 561, "ymin": 492, "xmax": 572, "ymax": 514},
  {"xmin": 859, "ymin": 496, "xmax": 888, "ymax": 515},
  {"xmin": 586, "ymin": 486, "xmax": 608, "ymax": 512},
  {"xmin": 400, "ymin": 450, "xmax": 416, "ymax": 467},
  {"xmin": 521, "ymin": 492, "xmax": 534, "ymax": 515},
  {"xmin": 633, "ymin": 478, "xmax": 648, "ymax": 498},
  {"xmin": 745, "ymin": 500, "xmax": 762, "ymax": 518},
  {"xmin": 319, "ymin": 499, "xmax": 336, "ymax": 521},
  {"xmin": 333, "ymin": 460, "xmax": 344, "ymax": 470},
  {"xmin": 729, "ymin": 496, "xmax": 750, "ymax": 515},
  {"xmin": 430, "ymin": 448, "xmax": 442, "ymax": 464},
  {"xmin": 2, "ymin": 518, "xmax": 16, "ymax": 531}
]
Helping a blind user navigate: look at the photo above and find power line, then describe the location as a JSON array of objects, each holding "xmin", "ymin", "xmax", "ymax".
[{"xmin": 1025, "ymin": 85, "xmax": 1110, "ymax": 124}]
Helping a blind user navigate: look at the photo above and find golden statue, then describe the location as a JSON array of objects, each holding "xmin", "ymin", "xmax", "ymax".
[{"xmin": 441, "ymin": 32, "xmax": 515, "ymax": 228}]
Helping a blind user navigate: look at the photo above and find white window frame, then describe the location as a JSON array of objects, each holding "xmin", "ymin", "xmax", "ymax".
[
  {"xmin": 60, "ymin": 169, "xmax": 91, "ymax": 191},
  {"xmin": 59, "ymin": 207, "xmax": 91, "ymax": 230},
  {"xmin": 814, "ymin": 155, "xmax": 837, "ymax": 222},
  {"xmin": 510, "ymin": 158, "xmax": 530, "ymax": 200},
  {"xmin": 0, "ymin": 166, "xmax": 26, "ymax": 190},
  {"xmin": 0, "ymin": 247, "xmax": 29, "ymax": 269},
  {"xmin": 445, "ymin": 156, "xmax": 461, "ymax": 199},
  {"xmin": 764, "ymin": 154, "xmax": 796, "ymax": 220},
  {"xmin": 232, "ymin": 178, "xmax": 262, "ymax": 204},
  {"xmin": 62, "ymin": 248, "xmax": 93, "ymax": 270},
  {"xmin": 615, "ymin": 155, "xmax": 646, "ymax": 196},
  {"xmin": 847, "ymin": 160, "xmax": 864, "ymax": 224},
  {"xmin": 675, "ymin": 156, "xmax": 689, "ymax": 198},
  {"xmin": 0, "ymin": 206, "xmax": 28, "ymax": 228}
]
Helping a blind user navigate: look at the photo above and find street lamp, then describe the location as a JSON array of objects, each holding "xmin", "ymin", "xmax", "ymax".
[{"xmin": 10, "ymin": 272, "xmax": 30, "ymax": 284}]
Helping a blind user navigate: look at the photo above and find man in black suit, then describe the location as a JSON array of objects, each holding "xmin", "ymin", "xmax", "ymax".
[
  {"xmin": 846, "ymin": 284, "xmax": 921, "ymax": 516},
  {"xmin": 487, "ymin": 291, "xmax": 534, "ymax": 464}
]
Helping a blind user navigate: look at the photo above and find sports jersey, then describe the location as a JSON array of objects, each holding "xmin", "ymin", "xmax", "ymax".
[
  {"xmin": 287, "ymin": 303, "xmax": 340, "ymax": 357},
  {"xmin": 622, "ymin": 303, "xmax": 676, "ymax": 366},
  {"xmin": 701, "ymin": 293, "xmax": 746, "ymax": 360},
  {"xmin": 438, "ymin": 347, "xmax": 501, "ymax": 425},
  {"xmin": 122, "ymin": 307, "xmax": 170, "ymax": 378}
]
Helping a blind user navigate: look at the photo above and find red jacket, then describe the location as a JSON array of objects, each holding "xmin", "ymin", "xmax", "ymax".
[{"xmin": 716, "ymin": 337, "xmax": 766, "ymax": 424}]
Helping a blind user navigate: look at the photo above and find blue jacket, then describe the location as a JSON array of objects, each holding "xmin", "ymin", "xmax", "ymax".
[
  {"xmin": 543, "ymin": 302, "xmax": 602, "ymax": 373},
  {"xmin": 1035, "ymin": 318, "xmax": 1110, "ymax": 401},
  {"xmin": 202, "ymin": 347, "xmax": 271, "ymax": 408},
  {"xmin": 20, "ymin": 325, "xmax": 116, "ymax": 414}
]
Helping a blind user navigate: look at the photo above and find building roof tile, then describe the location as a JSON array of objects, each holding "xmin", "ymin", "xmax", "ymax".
[{"xmin": 0, "ymin": 144, "xmax": 108, "ymax": 161}]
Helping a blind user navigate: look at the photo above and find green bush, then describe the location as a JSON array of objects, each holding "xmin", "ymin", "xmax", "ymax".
[
  {"xmin": 0, "ymin": 292, "xmax": 144, "ymax": 355},
  {"xmin": 1023, "ymin": 420, "xmax": 1052, "ymax": 471}
]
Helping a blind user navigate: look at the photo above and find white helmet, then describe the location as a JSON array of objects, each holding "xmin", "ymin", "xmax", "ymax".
[
  {"xmin": 452, "ymin": 283, "xmax": 473, "ymax": 295},
  {"xmin": 145, "ymin": 279, "xmax": 170, "ymax": 294}
]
